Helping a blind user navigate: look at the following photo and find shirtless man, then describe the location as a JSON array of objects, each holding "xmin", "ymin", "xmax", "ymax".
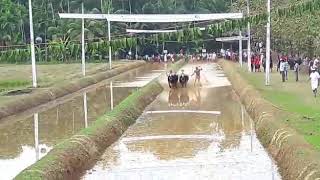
[{"xmin": 191, "ymin": 66, "xmax": 203, "ymax": 86}]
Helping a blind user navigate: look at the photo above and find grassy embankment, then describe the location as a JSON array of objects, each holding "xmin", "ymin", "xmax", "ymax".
[{"xmin": 238, "ymin": 65, "xmax": 320, "ymax": 150}]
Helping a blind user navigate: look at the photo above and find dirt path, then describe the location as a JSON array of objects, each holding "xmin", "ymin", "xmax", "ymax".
[{"xmin": 82, "ymin": 63, "xmax": 281, "ymax": 180}]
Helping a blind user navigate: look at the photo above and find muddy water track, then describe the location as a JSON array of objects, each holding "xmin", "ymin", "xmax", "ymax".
[
  {"xmin": 83, "ymin": 63, "xmax": 281, "ymax": 180},
  {"xmin": 0, "ymin": 63, "xmax": 165, "ymax": 180}
]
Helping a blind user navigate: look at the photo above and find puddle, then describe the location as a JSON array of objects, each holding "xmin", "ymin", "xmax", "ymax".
[
  {"xmin": 83, "ymin": 63, "xmax": 281, "ymax": 180},
  {"xmin": 0, "ymin": 63, "xmax": 164, "ymax": 180}
]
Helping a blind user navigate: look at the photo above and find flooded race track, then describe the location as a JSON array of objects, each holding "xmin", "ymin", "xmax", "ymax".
[
  {"xmin": 83, "ymin": 63, "xmax": 282, "ymax": 180},
  {"xmin": 0, "ymin": 63, "xmax": 165, "ymax": 180}
]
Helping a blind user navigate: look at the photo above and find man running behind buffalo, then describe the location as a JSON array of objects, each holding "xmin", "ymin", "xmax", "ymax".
[{"xmin": 191, "ymin": 66, "xmax": 203, "ymax": 86}]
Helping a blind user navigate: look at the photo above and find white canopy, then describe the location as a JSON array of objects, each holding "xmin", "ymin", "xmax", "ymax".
[
  {"xmin": 216, "ymin": 36, "xmax": 249, "ymax": 42},
  {"xmin": 59, "ymin": 13, "xmax": 243, "ymax": 22},
  {"xmin": 127, "ymin": 29, "xmax": 178, "ymax": 33},
  {"xmin": 126, "ymin": 27, "xmax": 206, "ymax": 33}
]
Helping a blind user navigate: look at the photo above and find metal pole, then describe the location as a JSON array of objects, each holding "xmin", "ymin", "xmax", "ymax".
[
  {"xmin": 83, "ymin": 93, "xmax": 88, "ymax": 128},
  {"xmin": 163, "ymin": 41, "xmax": 167, "ymax": 62},
  {"xmin": 129, "ymin": 0, "xmax": 132, "ymax": 58},
  {"xmin": 162, "ymin": 41, "xmax": 165, "ymax": 52},
  {"xmin": 81, "ymin": 3, "xmax": 86, "ymax": 76},
  {"xmin": 247, "ymin": 0, "xmax": 252, "ymax": 72},
  {"xmin": 101, "ymin": 0, "xmax": 103, "ymax": 12},
  {"xmin": 266, "ymin": 0, "xmax": 271, "ymax": 85},
  {"xmin": 135, "ymin": 44, "xmax": 138, "ymax": 60},
  {"xmin": 107, "ymin": 4, "xmax": 112, "ymax": 69},
  {"xmin": 239, "ymin": 30, "xmax": 243, "ymax": 67},
  {"xmin": 28, "ymin": 0, "xmax": 37, "ymax": 88},
  {"xmin": 34, "ymin": 113, "xmax": 39, "ymax": 161},
  {"xmin": 108, "ymin": 20, "xmax": 112, "ymax": 69}
]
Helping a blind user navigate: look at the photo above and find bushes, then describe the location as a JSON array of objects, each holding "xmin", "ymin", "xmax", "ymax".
[{"xmin": 0, "ymin": 38, "xmax": 138, "ymax": 64}]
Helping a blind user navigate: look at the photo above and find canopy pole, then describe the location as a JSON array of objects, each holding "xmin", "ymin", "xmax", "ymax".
[
  {"xmin": 108, "ymin": 19, "xmax": 112, "ymax": 69},
  {"xmin": 28, "ymin": 0, "xmax": 37, "ymax": 88},
  {"xmin": 135, "ymin": 44, "xmax": 138, "ymax": 60},
  {"xmin": 163, "ymin": 41, "xmax": 167, "ymax": 63},
  {"xmin": 239, "ymin": 30, "xmax": 243, "ymax": 67},
  {"xmin": 265, "ymin": 0, "xmax": 271, "ymax": 85},
  {"xmin": 81, "ymin": 3, "xmax": 86, "ymax": 76},
  {"xmin": 247, "ymin": 0, "xmax": 252, "ymax": 72}
]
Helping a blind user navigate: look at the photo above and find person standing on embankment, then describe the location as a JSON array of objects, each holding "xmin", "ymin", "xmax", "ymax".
[
  {"xmin": 294, "ymin": 60, "xmax": 299, "ymax": 82},
  {"xmin": 309, "ymin": 68, "xmax": 320, "ymax": 97},
  {"xmin": 279, "ymin": 59, "xmax": 286, "ymax": 82}
]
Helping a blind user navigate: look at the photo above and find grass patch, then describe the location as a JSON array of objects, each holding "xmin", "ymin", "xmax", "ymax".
[
  {"xmin": 0, "ymin": 61, "xmax": 135, "ymax": 101},
  {"xmin": 238, "ymin": 66, "xmax": 320, "ymax": 150},
  {"xmin": 0, "ymin": 80, "xmax": 31, "ymax": 92}
]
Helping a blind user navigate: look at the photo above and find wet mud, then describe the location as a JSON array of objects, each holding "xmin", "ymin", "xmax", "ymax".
[{"xmin": 83, "ymin": 63, "xmax": 281, "ymax": 180}]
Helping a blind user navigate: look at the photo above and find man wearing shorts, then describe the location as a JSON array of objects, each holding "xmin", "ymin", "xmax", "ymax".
[{"xmin": 192, "ymin": 66, "xmax": 203, "ymax": 86}]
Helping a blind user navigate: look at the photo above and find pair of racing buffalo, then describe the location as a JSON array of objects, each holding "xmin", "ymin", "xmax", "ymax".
[{"xmin": 167, "ymin": 70, "xmax": 189, "ymax": 88}]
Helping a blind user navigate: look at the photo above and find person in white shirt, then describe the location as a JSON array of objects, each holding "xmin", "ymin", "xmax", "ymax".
[
  {"xmin": 313, "ymin": 57, "xmax": 319, "ymax": 70},
  {"xmin": 279, "ymin": 60, "xmax": 286, "ymax": 82},
  {"xmin": 310, "ymin": 68, "xmax": 320, "ymax": 97},
  {"xmin": 220, "ymin": 49, "xmax": 225, "ymax": 58},
  {"xmin": 212, "ymin": 52, "xmax": 217, "ymax": 61},
  {"xmin": 227, "ymin": 50, "xmax": 231, "ymax": 60}
]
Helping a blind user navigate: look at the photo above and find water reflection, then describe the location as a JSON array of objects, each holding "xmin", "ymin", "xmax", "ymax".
[
  {"xmin": 191, "ymin": 88, "xmax": 201, "ymax": 107},
  {"xmin": 110, "ymin": 81, "xmax": 114, "ymax": 110},
  {"xmin": 168, "ymin": 89, "xmax": 179, "ymax": 107},
  {"xmin": 87, "ymin": 87, "xmax": 246, "ymax": 165},
  {"xmin": 0, "ymin": 113, "xmax": 52, "ymax": 180},
  {"xmin": 83, "ymin": 93, "xmax": 88, "ymax": 128},
  {"xmin": 180, "ymin": 89, "xmax": 189, "ymax": 106},
  {"xmin": 0, "ymin": 63, "xmax": 165, "ymax": 179},
  {"xmin": 34, "ymin": 113, "xmax": 39, "ymax": 161},
  {"xmin": 168, "ymin": 89, "xmax": 190, "ymax": 107},
  {"xmin": 85, "ymin": 91, "xmax": 281, "ymax": 179}
]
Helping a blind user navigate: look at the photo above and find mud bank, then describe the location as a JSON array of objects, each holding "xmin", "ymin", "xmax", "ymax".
[
  {"xmin": 15, "ymin": 60, "xmax": 185, "ymax": 180},
  {"xmin": 218, "ymin": 60, "xmax": 320, "ymax": 180},
  {"xmin": 0, "ymin": 61, "xmax": 145, "ymax": 120}
]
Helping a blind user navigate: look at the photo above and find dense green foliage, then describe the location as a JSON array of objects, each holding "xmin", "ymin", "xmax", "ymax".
[
  {"xmin": 2, "ymin": 0, "xmax": 320, "ymax": 63},
  {"xmin": 0, "ymin": 0, "xmax": 26, "ymax": 46},
  {"xmin": 232, "ymin": 0, "xmax": 320, "ymax": 56},
  {"xmin": 1, "ymin": 0, "xmax": 229, "ymax": 44},
  {"xmin": 0, "ymin": 0, "xmax": 231, "ymax": 63}
]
